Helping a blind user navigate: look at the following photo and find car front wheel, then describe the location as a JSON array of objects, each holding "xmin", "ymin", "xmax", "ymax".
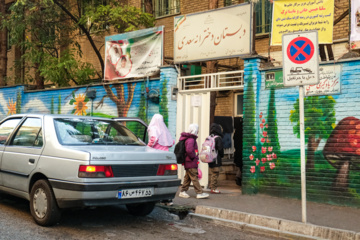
[
  {"xmin": 30, "ymin": 179, "xmax": 61, "ymax": 226},
  {"xmin": 126, "ymin": 202, "xmax": 156, "ymax": 216}
]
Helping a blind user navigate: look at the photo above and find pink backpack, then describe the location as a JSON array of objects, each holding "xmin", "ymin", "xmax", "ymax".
[{"xmin": 199, "ymin": 135, "xmax": 218, "ymax": 163}]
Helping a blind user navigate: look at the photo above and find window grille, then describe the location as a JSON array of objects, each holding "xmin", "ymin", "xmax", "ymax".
[
  {"xmin": 254, "ymin": 0, "xmax": 272, "ymax": 34},
  {"xmin": 153, "ymin": 0, "xmax": 180, "ymax": 18}
]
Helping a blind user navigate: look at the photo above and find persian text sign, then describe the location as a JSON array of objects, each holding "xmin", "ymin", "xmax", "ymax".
[
  {"xmin": 104, "ymin": 26, "xmax": 163, "ymax": 81},
  {"xmin": 350, "ymin": 0, "xmax": 360, "ymax": 50},
  {"xmin": 271, "ymin": 0, "xmax": 334, "ymax": 46},
  {"xmin": 265, "ymin": 71, "xmax": 284, "ymax": 89},
  {"xmin": 174, "ymin": 3, "xmax": 251, "ymax": 63},
  {"xmin": 304, "ymin": 65, "xmax": 341, "ymax": 96}
]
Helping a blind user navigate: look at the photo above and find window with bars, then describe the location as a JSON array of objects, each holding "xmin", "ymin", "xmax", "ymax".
[
  {"xmin": 224, "ymin": 0, "xmax": 240, "ymax": 6},
  {"xmin": 7, "ymin": 30, "xmax": 11, "ymax": 51},
  {"xmin": 153, "ymin": 0, "xmax": 180, "ymax": 18},
  {"xmin": 254, "ymin": 0, "xmax": 272, "ymax": 34}
]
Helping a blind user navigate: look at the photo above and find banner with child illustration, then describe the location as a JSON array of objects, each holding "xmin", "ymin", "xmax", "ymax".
[{"xmin": 104, "ymin": 26, "xmax": 164, "ymax": 80}]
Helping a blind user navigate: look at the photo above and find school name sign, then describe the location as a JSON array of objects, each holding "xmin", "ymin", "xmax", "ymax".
[
  {"xmin": 174, "ymin": 3, "xmax": 252, "ymax": 63},
  {"xmin": 271, "ymin": 0, "xmax": 334, "ymax": 46}
]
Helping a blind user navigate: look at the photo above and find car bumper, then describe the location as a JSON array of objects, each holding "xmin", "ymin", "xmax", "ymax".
[{"xmin": 49, "ymin": 178, "xmax": 181, "ymax": 208}]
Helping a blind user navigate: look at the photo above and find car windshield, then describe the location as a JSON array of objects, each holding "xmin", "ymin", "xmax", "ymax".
[{"xmin": 54, "ymin": 118, "xmax": 145, "ymax": 146}]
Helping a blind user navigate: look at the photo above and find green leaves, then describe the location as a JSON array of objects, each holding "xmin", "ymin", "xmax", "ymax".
[
  {"xmin": 79, "ymin": 1, "xmax": 155, "ymax": 34},
  {"xmin": 39, "ymin": 49, "xmax": 97, "ymax": 87},
  {"xmin": 2, "ymin": 0, "xmax": 154, "ymax": 88},
  {"xmin": 289, "ymin": 96, "xmax": 336, "ymax": 142}
]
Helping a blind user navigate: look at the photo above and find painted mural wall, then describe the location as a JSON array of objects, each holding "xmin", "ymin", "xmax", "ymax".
[
  {"xmin": 0, "ymin": 67, "xmax": 178, "ymax": 140},
  {"xmin": 242, "ymin": 58, "xmax": 360, "ymax": 207}
]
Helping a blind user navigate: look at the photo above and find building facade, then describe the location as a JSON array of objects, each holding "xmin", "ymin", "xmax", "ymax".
[{"xmin": 1, "ymin": 0, "xmax": 360, "ymax": 208}]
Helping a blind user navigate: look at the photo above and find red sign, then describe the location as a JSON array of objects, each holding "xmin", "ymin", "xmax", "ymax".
[{"xmin": 286, "ymin": 37, "xmax": 314, "ymax": 64}]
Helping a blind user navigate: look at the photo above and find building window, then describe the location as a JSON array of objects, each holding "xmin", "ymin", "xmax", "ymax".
[
  {"xmin": 154, "ymin": 0, "xmax": 180, "ymax": 18},
  {"xmin": 254, "ymin": 0, "xmax": 272, "ymax": 34},
  {"xmin": 224, "ymin": 0, "xmax": 240, "ymax": 6},
  {"xmin": 7, "ymin": 30, "xmax": 11, "ymax": 51},
  {"xmin": 234, "ymin": 93, "xmax": 243, "ymax": 117},
  {"xmin": 225, "ymin": 0, "xmax": 271, "ymax": 35}
]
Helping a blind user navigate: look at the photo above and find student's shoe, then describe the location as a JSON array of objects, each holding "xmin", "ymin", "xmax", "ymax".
[
  {"xmin": 211, "ymin": 189, "xmax": 221, "ymax": 194},
  {"xmin": 179, "ymin": 191, "xmax": 190, "ymax": 198},
  {"xmin": 196, "ymin": 193, "xmax": 209, "ymax": 199},
  {"xmin": 160, "ymin": 200, "xmax": 174, "ymax": 206}
]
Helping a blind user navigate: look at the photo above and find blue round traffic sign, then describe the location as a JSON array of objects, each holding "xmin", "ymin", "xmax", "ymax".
[{"xmin": 286, "ymin": 37, "xmax": 314, "ymax": 64}]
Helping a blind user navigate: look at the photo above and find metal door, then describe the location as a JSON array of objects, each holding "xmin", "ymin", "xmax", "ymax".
[{"xmin": 176, "ymin": 92, "xmax": 210, "ymax": 187}]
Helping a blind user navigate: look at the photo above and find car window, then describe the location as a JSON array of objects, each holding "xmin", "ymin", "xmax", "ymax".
[
  {"xmin": 118, "ymin": 121, "xmax": 148, "ymax": 142},
  {"xmin": 54, "ymin": 118, "xmax": 145, "ymax": 146},
  {"xmin": 0, "ymin": 118, "xmax": 22, "ymax": 145},
  {"xmin": 11, "ymin": 118, "xmax": 43, "ymax": 147}
]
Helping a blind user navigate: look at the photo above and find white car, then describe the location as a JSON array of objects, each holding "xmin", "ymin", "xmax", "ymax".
[{"xmin": 0, "ymin": 114, "xmax": 180, "ymax": 226}]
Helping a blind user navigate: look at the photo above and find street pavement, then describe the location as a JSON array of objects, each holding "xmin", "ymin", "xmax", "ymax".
[{"xmin": 171, "ymin": 180, "xmax": 360, "ymax": 239}]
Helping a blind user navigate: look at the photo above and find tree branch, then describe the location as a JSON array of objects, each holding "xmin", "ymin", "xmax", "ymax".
[{"xmin": 52, "ymin": 0, "xmax": 105, "ymax": 76}]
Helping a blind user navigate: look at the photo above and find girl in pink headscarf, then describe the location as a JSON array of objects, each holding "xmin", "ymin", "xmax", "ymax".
[
  {"xmin": 147, "ymin": 114, "xmax": 174, "ymax": 151},
  {"xmin": 147, "ymin": 114, "xmax": 175, "ymax": 206}
]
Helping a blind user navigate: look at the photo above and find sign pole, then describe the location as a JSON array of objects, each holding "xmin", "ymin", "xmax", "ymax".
[
  {"xmin": 282, "ymin": 31, "xmax": 319, "ymax": 224},
  {"xmin": 299, "ymin": 85, "xmax": 307, "ymax": 223}
]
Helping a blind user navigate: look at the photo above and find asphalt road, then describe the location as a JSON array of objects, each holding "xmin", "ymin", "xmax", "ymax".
[{"xmin": 0, "ymin": 193, "xmax": 278, "ymax": 240}]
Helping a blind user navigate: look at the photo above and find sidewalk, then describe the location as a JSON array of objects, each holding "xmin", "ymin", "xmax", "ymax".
[{"xmin": 171, "ymin": 180, "xmax": 360, "ymax": 239}]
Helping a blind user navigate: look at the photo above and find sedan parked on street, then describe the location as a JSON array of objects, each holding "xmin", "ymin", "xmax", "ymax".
[{"xmin": 0, "ymin": 114, "xmax": 180, "ymax": 226}]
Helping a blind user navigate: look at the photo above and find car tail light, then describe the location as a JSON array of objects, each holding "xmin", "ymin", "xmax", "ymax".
[
  {"xmin": 78, "ymin": 165, "xmax": 114, "ymax": 178},
  {"xmin": 157, "ymin": 164, "xmax": 178, "ymax": 176}
]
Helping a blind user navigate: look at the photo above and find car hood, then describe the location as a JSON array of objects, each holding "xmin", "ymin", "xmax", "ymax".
[{"xmin": 65, "ymin": 145, "xmax": 176, "ymax": 162}]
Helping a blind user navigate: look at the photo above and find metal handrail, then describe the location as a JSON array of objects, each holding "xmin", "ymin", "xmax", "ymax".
[{"xmin": 178, "ymin": 70, "xmax": 244, "ymax": 92}]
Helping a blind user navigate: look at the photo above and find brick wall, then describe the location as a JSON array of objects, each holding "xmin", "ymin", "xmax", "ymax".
[
  {"xmin": 215, "ymin": 91, "xmax": 234, "ymax": 116},
  {"xmin": 2, "ymin": 0, "xmax": 352, "ymax": 84},
  {"xmin": 242, "ymin": 56, "xmax": 360, "ymax": 207}
]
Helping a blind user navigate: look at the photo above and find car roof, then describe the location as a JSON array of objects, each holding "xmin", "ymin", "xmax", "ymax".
[{"xmin": 4, "ymin": 114, "xmax": 115, "ymax": 121}]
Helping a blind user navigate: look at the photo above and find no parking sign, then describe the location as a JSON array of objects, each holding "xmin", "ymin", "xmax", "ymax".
[{"xmin": 282, "ymin": 31, "xmax": 319, "ymax": 87}]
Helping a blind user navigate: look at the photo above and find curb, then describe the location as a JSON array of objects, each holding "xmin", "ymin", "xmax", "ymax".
[
  {"xmin": 189, "ymin": 213, "xmax": 319, "ymax": 240},
  {"xmin": 194, "ymin": 205, "xmax": 360, "ymax": 240}
]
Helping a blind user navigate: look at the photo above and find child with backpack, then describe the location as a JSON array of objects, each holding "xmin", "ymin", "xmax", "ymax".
[
  {"xmin": 178, "ymin": 124, "xmax": 209, "ymax": 199},
  {"xmin": 208, "ymin": 123, "xmax": 224, "ymax": 194}
]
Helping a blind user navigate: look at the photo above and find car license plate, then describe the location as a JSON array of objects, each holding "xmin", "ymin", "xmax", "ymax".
[{"xmin": 118, "ymin": 188, "xmax": 154, "ymax": 199}]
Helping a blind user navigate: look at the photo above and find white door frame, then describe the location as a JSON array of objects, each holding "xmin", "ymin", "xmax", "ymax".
[{"xmin": 176, "ymin": 92, "xmax": 211, "ymax": 187}]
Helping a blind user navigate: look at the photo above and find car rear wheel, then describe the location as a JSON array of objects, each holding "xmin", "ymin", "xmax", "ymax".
[
  {"xmin": 30, "ymin": 179, "xmax": 61, "ymax": 226},
  {"xmin": 126, "ymin": 202, "xmax": 156, "ymax": 216}
]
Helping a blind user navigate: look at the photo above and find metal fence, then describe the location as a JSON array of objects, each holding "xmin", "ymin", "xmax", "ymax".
[{"xmin": 177, "ymin": 70, "xmax": 244, "ymax": 92}]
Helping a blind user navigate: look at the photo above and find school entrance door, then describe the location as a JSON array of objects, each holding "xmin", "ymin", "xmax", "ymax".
[{"xmin": 176, "ymin": 70, "xmax": 244, "ymax": 187}]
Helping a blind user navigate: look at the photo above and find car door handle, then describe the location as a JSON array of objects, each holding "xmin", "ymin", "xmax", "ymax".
[{"xmin": 29, "ymin": 159, "xmax": 35, "ymax": 164}]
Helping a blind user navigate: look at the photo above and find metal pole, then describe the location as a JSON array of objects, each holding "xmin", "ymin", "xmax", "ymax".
[
  {"xmin": 91, "ymin": 100, "xmax": 93, "ymax": 116},
  {"xmin": 299, "ymin": 85, "xmax": 307, "ymax": 223}
]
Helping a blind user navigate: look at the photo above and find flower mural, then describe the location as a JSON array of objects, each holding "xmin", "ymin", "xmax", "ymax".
[
  {"xmin": 69, "ymin": 92, "xmax": 89, "ymax": 116},
  {"xmin": 7, "ymin": 99, "xmax": 16, "ymax": 115},
  {"xmin": 249, "ymin": 111, "xmax": 278, "ymax": 174}
]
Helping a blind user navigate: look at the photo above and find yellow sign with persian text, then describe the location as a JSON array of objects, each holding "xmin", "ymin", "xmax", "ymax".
[{"xmin": 271, "ymin": 0, "xmax": 334, "ymax": 46}]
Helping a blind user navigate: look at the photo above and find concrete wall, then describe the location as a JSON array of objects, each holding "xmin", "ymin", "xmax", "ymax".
[{"xmin": 242, "ymin": 56, "xmax": 360, "ymax": 208}]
